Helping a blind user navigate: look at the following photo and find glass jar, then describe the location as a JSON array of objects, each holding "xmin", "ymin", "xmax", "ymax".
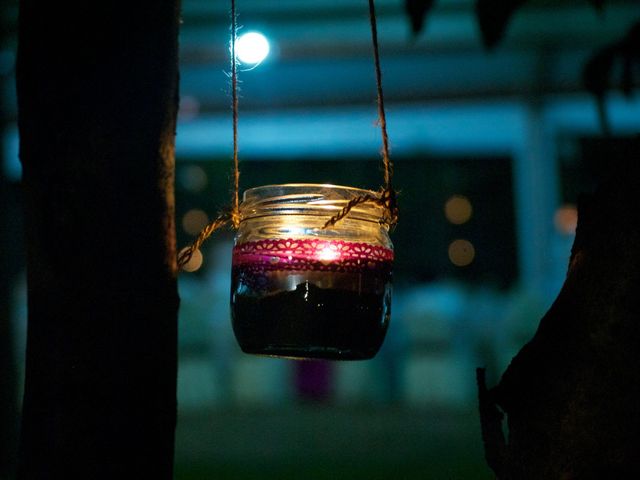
[{"xmin": 230, "ymin": 184, "xmax": 394, "ymax": 360}]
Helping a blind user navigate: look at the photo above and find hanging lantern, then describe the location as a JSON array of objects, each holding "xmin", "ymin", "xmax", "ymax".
[
  {"xmin": 230, "ymin": 184, "xmax": 394, "ymax": 360},
  {"xmin": 178, "ymin": 0, "xmax": 397, "ymax": 361}
]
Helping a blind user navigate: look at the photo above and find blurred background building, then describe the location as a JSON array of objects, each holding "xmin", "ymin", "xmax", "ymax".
[{"xmin": 2, "ymin": 0, "xmax": 639, "ymax": 478}]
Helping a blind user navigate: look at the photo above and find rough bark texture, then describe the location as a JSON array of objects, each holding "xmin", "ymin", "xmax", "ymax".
[
  {"xmin": 16, "ymin": 1, "xmax": 181, "ymax": 478},
  {"xmin": 1, "ymin": 5, "xmax": 21, "ymax": 473},
  {"xmin": 1, "ymin": 165, "xmax": 21, "ymax": 479},
  {"xmin": 479, "ymin": 140, "xmax": 640, "ymax": 479}
]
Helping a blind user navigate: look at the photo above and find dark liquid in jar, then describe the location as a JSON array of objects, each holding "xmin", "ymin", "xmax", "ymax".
[{"xmin": 231, "ymin": 269, "xmax": 392, "ymax": 360}]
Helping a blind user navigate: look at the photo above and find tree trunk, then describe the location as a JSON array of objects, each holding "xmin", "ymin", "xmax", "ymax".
[
  {"xmin": 479, "ymin": 139, "xmax": 640, "ymax": 478},
  {"xmin": 16, "ymin": 1, "xmax": 181, "ymax": 478},
  {"xmin": 1, "ymin": 4, "xmax": 22, "ymax": 474},
  {"xmin": 1, "ymin": 159, "xmax": 21, "ymax": 480}
]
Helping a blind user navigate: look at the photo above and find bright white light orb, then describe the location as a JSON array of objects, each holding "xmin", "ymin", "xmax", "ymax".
[{"xmin": 236, "ymin": 32, "xmax": 270, "ymax": 65}]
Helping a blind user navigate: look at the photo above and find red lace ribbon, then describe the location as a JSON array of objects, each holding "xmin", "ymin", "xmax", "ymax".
[{"xmin": 233, "ymin": 238, "xmax": 393, "ymax": 274}]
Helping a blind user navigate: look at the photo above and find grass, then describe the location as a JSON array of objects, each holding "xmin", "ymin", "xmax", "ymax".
[{"xmin": 174, "ymin": 405, "xmax": 493, "ymax": 480}]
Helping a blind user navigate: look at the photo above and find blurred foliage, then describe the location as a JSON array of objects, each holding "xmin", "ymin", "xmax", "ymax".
[
  {"xmin": 404, "ymin": 0, "xmax": 435, "ymax": 36},
  {"xmin": 583, "ymin": 21, "xmax": 640, "ymax": 134},
  {"xmin": 404, "ymin": 0, "xmax": 639, "ymax": 131},
  {"xmin": 404, "ymin": 0, "xmax": 611, "ymax": 47},
  {"xmin": 474, "ymin": 0, "xmax": 526, "ymax": 49}
]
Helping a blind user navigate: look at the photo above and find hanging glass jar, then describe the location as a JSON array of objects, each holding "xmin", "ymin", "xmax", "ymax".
[{"xmin": 230, "ymin": 184, "xmax": 394, "ymax": 360}]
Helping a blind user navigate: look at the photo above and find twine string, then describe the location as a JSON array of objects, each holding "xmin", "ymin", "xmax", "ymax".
[
  {"xmin": 177, "ymin": 211, "xmax": 232, "ymax": 268},
  {"xmin": 322, "ymin": 188, "xmax": 398, "ymax": 229},
  {"xmin": 231, "ymin": 0, "xmax": 240, "ymax": 228},
  {"xmin": 177, "ymin": 0, "xmax": 240, "ymax": 270},
  {"xmin": 323, "ymin": 0, "xmax": 398, "ymax": 229},
  {"xmin": 369, "ymin": 0, "xmax": 392, "ymax": 191},
  {"xmin": 178, "ymin": 0, "xmax": 397, "ymax": 270}
]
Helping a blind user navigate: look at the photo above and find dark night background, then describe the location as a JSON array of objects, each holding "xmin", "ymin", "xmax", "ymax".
[{"xmin": 1, "ymin": 0, "xmax": 639, "ymax": 478}]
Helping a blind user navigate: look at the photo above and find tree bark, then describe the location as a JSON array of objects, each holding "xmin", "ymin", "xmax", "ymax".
[
  {"xmin": 1, "ymin": 158, "xmax": 21, "ymax": 480},
  {"xmin": 1, "ymin": 4, "xmax": 21, "ymax": 474},
  {"xmin": 16, "ymin": 1, "xmax": 181, "ymax": 478},
  {"xmin": 479, "ymin": 139, "xmax": 640, "ymax": 478}
]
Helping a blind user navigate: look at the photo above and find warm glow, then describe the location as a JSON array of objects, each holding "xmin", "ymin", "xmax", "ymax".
[
  {"xmin": 236, "ymin": 32, "xmax": 270, "ymax": 65},
  {"xmin": 444, "ymin": 195, "xmax": 473, "ymax": 225},
  {"xmin": 448, "ymin": 239, "xmax": 475, "ymax": 267},
  {"xmin": 317, "ymin": 245, "xmax": 340, "ymax": 263},
  {"xmin": 181, "ymin": 248, "xmax": 203, "ymax": 273},
  {"xmin": 182, "ymin": 209, "xmax": 209, "ymax": 236},
  {"xmin": 554, "ymin": 204, "xmax": 578, "ymax": 235}
]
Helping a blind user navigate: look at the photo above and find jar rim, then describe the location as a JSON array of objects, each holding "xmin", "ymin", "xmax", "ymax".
[
  {"xmin": 242, "ymin": 183, "xmax": 378, "ymax": 200},
  {"xmin": 240, "ymin": 183, "xmax": 386, "ymax": 225}
]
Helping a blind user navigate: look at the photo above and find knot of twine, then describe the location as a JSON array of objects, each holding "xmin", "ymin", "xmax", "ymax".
[
  {"xmin": 177, "ymin": 0, "xmax": 397, "ymax": 271},
  {"xmin": 177, "ymin": 210, "xmax": 234, "ymax": 269}
]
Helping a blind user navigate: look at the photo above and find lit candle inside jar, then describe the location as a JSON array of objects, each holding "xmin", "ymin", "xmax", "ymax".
[{"xmin": 230, "ymin": 184, "xmax": 394, "ymax": 361}]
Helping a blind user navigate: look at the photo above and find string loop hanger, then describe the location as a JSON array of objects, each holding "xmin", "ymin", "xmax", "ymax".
[
  {"xmin": 178, "ymin": 0, "xmax": 398, "ymax": 270},
  {"xmin": 230, "ymin": 0, "xmax": 241, "ymax": 229},
  {"xmin": 177, "ymin": 0, "xmax": 240, "ymax": 271},
  {"xmin": 322, "ymin": 0, "xmax": 398, "ymax": 230}
]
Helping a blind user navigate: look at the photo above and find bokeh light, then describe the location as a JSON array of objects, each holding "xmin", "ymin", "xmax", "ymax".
[
  {"xmin": 178, "ymin": 95, "xmax": 201, "ymax": 121},
  {"xmin": 179, "ymin": 165, "xmax": 208, "ymax": 193},
  {"xmin": 182, "ymin": 209, "xmax": 209, "ymax": 236},
  {"xmin": 444, "ymin": 195, "xmax": 473, "ymax": 225},
  {"xmin": 554, "ymin": 204, "xmax": 578, "ymax": 235},
  {"xmin": 236, "ymin": 31, "xmax": 270, "ymax": 65},
  {"xmin": 448, "ymin": 239, "xmax": 475, "ymax": 267},
  {"xmin": 180, "ymin": 248, "xmax": 203, "ymax": 273}
]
